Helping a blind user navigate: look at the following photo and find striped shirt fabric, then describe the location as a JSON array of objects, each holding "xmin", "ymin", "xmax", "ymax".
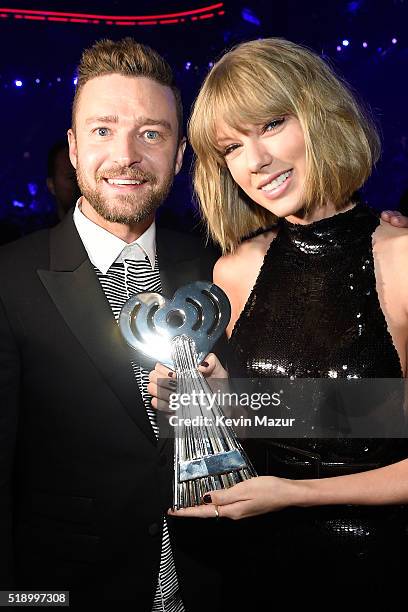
[{"xmin": 94, "ymin": 255, "xmax": 185, "ymax": 612}]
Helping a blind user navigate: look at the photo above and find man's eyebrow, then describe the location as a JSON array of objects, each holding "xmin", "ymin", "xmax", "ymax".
[
  {"xmin": 85, "ymin": 115, "xmax": 119, "ymax": 125},
  {"xmin": 85, "ymin": 115, "xmax": 173, "ymax": 131},
  {"xmin": 136, "ymin": 117, "xmax": 172, "ymax": 131}
]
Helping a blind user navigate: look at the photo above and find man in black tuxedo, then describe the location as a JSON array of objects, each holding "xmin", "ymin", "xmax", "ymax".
[{"xmin": 0, "ymin": 38, "xmax": 226, "ymax": 610}]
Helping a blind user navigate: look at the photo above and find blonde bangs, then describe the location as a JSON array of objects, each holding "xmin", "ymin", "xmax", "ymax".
[{"xmin": 190, "ymin": 56, "xmax": 295, "ymax": 166}]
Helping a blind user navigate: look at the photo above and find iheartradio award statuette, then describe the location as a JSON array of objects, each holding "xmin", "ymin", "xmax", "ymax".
[{"xmin": 119, "ymin": 281, "xmax": 256, "ymax": 509}]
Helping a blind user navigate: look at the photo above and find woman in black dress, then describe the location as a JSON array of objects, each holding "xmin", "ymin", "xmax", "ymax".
[{"xmin": 149, "ymin": 38, "xmax": 408, "ymax": 593}]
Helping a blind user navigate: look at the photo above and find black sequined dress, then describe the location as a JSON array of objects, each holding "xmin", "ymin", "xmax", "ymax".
[{"xmin": 228, "ymin": 205, "xmax": 407, "ymax": 588}]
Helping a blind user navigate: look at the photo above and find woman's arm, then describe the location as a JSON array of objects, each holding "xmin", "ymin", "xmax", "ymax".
[
  {"xmin": 295, "ymin": 458, "xmax": 408, "ymax": 506},
  {"xmin": 167, "ymin": 458, "xmax": 408, "ymax": 520}
]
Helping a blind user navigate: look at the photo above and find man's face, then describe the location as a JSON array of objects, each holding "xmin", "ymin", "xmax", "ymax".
[{"xmin": 68, "ymin": 74, "xmax": 185, "ymax": 225}]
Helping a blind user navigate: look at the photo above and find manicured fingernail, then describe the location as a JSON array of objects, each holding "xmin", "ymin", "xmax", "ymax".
[
  {"xmin": 203, "ymin": 493, "xmax": 212, "ymax": 504},
  {"xmin": 168, "ymin": 371, "xmax": 174, "ymax": 378},
  {"xmin": 202, "ymin": 361, "xmax": 209, "ymax": 368}
]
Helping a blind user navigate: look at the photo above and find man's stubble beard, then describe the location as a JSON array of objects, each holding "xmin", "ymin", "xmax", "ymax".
[{"xmin": 76, "ymin": 163, "xmax": 176, "ymax": 225}]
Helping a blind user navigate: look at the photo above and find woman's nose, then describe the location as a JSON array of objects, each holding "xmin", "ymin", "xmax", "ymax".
[{"xmin": 246, "ymin": 140, "xmax": 273, "ymax": 173}]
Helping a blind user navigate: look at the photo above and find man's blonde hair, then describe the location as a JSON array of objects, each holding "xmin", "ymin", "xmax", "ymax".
[
  {"xmin": 72, "ymin": 37, "xmax": 183, "ymax": 140},
  {"xmin": 189, "ymin": 38, "xmax": 380, "ymax": 253}
]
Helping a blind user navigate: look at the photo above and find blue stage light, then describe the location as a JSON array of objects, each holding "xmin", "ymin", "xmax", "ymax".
[
  {"xmin": 241, "ymin": 8, "xmax": 260, "ymax": 26},
  {"xmin": 347, "ymin": 1, "xmax": 361, "ymax": 13},
  {"xmin": 28, "ymin": 182, "xmax": 38, "ymax": 196}
]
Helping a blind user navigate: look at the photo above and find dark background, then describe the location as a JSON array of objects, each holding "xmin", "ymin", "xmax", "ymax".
[{"xmin": 1, "ymin": 0, "xmax": 407, "ymax": 237}]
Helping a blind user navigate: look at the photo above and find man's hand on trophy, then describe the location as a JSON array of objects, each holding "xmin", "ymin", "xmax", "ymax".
[
  {"xmin": 148, "ymin": 353, "xmax": 228, "ymax": 412},
  {"xmin": 381, "ymin": 210, "xmax": 408, "ymax": 226},
  {"xmin": 167, "ymin": 476, "xmax": 303, "ymax": 519}
]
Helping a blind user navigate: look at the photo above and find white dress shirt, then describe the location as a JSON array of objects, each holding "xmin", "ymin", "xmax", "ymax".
[{"xmin": 73, "ymin": 197, "xmax": 156, "ymax": 273}]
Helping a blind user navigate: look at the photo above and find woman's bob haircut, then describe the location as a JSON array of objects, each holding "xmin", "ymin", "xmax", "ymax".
[{"xmin": 189, "ymin": 38, "xmax": 381, "ymax": 253}]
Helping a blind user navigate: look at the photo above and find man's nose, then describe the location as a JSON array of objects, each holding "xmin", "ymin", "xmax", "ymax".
[
  {"xmin": 246, "ymin": 140, "xmax": 273, "ymax": 173},
  {"xmin": 111, "ymin": 133, "xmax": 143, "ymax": 166}
]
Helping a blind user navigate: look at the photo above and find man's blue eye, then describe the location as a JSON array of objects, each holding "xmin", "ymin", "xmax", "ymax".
[
  {"xmin": 97, "ymin": 127, "xmax": 109, "ymax": 136},
  {"xmin": 145, "ymin": 131, "xmax": 159, "ymax": 140}
]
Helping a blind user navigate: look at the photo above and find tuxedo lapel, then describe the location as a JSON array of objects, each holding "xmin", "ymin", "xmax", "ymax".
[{"xmin": 37, "ymin": 213, "xmax": 156, "ymax": 444}]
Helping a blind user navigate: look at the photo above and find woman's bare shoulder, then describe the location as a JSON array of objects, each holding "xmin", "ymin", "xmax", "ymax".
[
  {"xmin": 374, "ymin": 219, "xmax": 408, "ymax": 241},
  {"xmin": 213, "ymin": 230, "xmax": 278, "ymax": 335},
  {"xmin": 213, "ymin": 229, "xmax": 277, "ymax": 284},
  {"xmin": 373, "ymin": 221, "xmax": 408, "ymax": 319},
  {"xmin": 373, "ymin": 221, "xmax": 408, "ymax": 261}
]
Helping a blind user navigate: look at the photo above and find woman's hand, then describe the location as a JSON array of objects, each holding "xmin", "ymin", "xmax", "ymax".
[
  {"xmin": 147, "ymin": 352, "xmax": 228, "ymax": 412},
  {"xmin": 167, "ymin": 476, "xmax": 305, "ymax": 520},
  {"xmin": 147, "ymin": 362, "xmax": 176, "ymax": 414}
]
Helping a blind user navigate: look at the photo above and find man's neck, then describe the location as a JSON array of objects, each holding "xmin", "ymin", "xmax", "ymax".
[{"xmin": 80, "ymin": 198, "xmax": 154, "ymax": 243}]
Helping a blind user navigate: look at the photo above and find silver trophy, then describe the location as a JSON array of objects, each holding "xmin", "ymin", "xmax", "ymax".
[{"xmin": 119, "ymin": 281, "xmax": 256, "ymax": 509}]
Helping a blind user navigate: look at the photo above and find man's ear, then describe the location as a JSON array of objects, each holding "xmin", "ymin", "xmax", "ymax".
[
  {"xmin": 175, "ymin": 137, "xmax": 187, "ymax": 175},
  {"xmin": 67, "ymin": 128, "xmax": 78, "ymax": 169}
]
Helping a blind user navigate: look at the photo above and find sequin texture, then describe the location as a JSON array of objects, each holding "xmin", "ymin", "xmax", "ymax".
[{"xmin": 228, "ymin": 204, "xmax": 407, "ymax": 564}]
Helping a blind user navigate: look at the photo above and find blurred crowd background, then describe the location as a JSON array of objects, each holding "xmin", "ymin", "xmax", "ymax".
[{"xmin": 1, "ymin": 0, "xmax": 407, "ymax": 244}]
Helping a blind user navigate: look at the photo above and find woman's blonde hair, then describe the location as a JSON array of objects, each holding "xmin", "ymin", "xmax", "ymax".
[{"xmin": 189, "ymin": 38, "xmax": 380, "ymax": 253}]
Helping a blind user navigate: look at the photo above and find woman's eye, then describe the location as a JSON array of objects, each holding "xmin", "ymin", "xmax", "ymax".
[
  {"xmin": 96, "ymin": 127, "xmax": 110, "ymax": 137},
  {"xmin": 144, "ymin": 130, "xmax": 160, "ymax": 141},
  {"xmin": 263, "ymin": 117, "xmax": 285, "ymax": 133},
  {"xmin": 223, "ymin": 144, "xmax": 240, "ymax": 156}
]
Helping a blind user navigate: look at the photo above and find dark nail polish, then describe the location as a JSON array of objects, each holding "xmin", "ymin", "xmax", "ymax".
[
  {"xmin": 168, "ymin": 371, "xmax": 174, "ymax": 378},
  {"xmin": 203, "ymin": 493, "xmax": 212, "ymax": 504},
  {"xmin": 202, "ymin": 361, "xmax": 209, "ymax": 368}
]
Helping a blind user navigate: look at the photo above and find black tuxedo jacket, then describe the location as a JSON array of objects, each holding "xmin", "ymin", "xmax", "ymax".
[{"xmin": 0, "ymin": 212, "xmax": 231, "ymax": 609}]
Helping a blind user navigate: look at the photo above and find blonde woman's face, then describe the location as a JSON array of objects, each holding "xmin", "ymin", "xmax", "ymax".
[{"xmin": 216, "ymin": 115, "xmax": 307, "ymax": 220}]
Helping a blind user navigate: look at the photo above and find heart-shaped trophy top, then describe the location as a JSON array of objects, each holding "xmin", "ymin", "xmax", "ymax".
[{"xmin": 119, "ymin": 281, "xmax": 231, "ymax": 368}]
